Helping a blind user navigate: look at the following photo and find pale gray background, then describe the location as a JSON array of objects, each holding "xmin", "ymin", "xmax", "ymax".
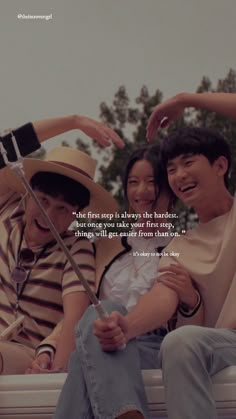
[{"xmin": 0, "ymin": 0, "xmax": 236, "ymax": 153}]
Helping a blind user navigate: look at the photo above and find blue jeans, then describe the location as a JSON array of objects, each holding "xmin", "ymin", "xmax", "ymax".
[
  {"xmin": 159, "ymin": 325, "xmax": 236, "ymax": 419},
  {"xmin": 53, "ymin": 300, "xmax": 163, "ymax": 419}
]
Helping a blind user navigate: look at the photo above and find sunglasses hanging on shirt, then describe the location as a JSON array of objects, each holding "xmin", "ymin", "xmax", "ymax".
[{"xmin": 11, "ymin": 248, "xmax": 36, "ymax": 284}]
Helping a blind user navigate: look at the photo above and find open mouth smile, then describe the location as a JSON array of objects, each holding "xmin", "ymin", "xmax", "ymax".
[
  {"xmin": 135, "ymin": 199, "xmax": 153, "ymax": 204},
  {"xmin": 34, "ymin": 219, "xmax": 50, "ymax": 232},
  {"xmin": 134, "ymin": 199, "xmax": 154, "ymax": 208},
  {"xmin": 179, "ymin": 183, "xmax": 197, "ymax": 193}
]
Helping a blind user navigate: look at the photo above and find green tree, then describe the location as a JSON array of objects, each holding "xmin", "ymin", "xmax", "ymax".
[
  {"xmin": 96, "ymin": 69, "xmax": 236, "ymax": 227},
  {"xmin": 194, "ymin": 69, "xmax": 236, "ymax": 194},
  {"xmin": 97, "ymin": 85, "xmax": 163, "ymax": 204}
]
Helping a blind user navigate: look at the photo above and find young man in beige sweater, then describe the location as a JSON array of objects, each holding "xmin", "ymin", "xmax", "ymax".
[{"xmin": 146, "ymin": 92, "xmax": 236, "ymax": 419}]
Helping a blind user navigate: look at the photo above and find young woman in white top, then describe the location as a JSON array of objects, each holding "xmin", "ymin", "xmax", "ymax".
[{"xmin": 54, "ymin": 144, "xmax": 202, "ymax": 419}]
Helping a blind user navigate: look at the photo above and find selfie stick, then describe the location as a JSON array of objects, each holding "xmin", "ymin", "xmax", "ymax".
[{"xmin": 0, "ymin": 135, "xmax": 108, "ymax": 320}]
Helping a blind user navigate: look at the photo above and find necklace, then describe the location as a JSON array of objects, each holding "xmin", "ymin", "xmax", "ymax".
[
  {"xmin": 11, "ymin": 227, "xmax": 49, "ymax": 314},
  {"xmin": 131, "ymin": 257, "xmax": 150, "ymax": 278},
  {"xmin": 130, "ymin": 236, "xmax": 155, "ymax": 278}
]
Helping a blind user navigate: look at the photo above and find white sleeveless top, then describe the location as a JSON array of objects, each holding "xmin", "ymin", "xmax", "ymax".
[{"xmin": 99, "ymin": 234, "xmax": 171, "ymax": 311}]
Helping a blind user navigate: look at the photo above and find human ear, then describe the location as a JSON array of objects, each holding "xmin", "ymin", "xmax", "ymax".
[{"xmin": 214, "ymin": 156, "xmax": 228, "ymax": 177}]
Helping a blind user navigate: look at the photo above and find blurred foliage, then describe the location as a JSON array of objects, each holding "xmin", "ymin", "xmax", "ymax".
[
  {"xmin": 75, "ymin": 137, "xmax": 90, "ymax": 154},
  {"xmin": 14, "ymin": 69, "xmax": 236, "ymax": 231},
  {"xmin": 88, "ymin": 68, "xmax": 236, "ymax": 229}
]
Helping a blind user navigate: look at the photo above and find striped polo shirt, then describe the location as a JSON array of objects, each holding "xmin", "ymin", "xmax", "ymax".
[{"xmin": 0, "ymin": 190, "xmax": 95, "ymax": 349}]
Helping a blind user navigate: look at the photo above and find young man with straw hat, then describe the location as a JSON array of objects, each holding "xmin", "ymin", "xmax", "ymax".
[{"xmin": 0, "ymin": 114, "xmax": 123, "ymax": 375}]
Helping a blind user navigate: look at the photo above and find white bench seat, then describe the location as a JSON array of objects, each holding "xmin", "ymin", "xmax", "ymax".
[{"xmin": 1, "ymin": 367, "xmax": 236, "ymax": 418}]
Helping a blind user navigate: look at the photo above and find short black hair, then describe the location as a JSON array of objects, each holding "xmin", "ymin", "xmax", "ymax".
[
  {"xmin": 123, "ymin": 144, "xmax": 174, "ymax": 208},
  {"xmin": 161, "ymin": 127, "xmax": 231, "ymax": 187},
  {"xmin": 30, "ymin": 172, "xmax": 90, "ymax": 210}
]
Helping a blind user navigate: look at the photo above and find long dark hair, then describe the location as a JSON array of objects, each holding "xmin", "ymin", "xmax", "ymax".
[{"xmin": 122, "ymin": 144, "xmax": 174, "ymax": 209}]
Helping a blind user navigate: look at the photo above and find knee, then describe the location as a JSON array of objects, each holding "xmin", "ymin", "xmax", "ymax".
[{"xmin": 159, "ymin": 325, "xmax": 204, "ymax": 365}]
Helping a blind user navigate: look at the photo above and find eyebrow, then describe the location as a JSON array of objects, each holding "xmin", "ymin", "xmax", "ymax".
[
  {"xmin": 182, "ymin": 153, "xmax": 195, "ymax": 159},
  {"xmin": 128, "ymin": 175, "xmax": 154, "ymax": 179},
  {"xmin": 167, "ymin": 153, "xmax": 195, "ymax": 166},
  {"xmin": 58, "ymin": 201, "xmax": 76, "ymax": 208},
  {"xmin": 37, "ymin": 192, "xmax": 74, "ymax": 209}
]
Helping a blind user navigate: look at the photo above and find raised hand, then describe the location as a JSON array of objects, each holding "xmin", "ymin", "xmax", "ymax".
[
  {"xmin": 76, "ymin": 116, "xmax": 125, "ymax": 148},
  {"xmin": 33, "ymin": 114, "xmax": 125, "ymax": 149},
  {"xmin": 146, "ymin": 93, "xmax": 186, "ymax": 141}
]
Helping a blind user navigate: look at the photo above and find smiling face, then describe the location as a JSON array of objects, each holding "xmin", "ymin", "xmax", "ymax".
[
  {"xmin": 166, "ymin": 153, "xmax": 228, "ymax": 210},
  {"xmin": 127, "ymin": 159, "xmax": 170, "ymax": 217},
  {"xmin": 24, "ymin": 190, "xmax": 77, "ymax": 247},
  {"xmin": 127, "ymin": 159, "xmax": 156, "ymax": 215}
]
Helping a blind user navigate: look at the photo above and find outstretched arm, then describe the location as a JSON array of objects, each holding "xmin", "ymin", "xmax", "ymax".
[
  {"xmin": 125, "ymin": 282, "xmax": 178, "ymax": 339},
  {"xmin": 0, "ymin": 115, "xmax": 124, "ymax": 195},
  {"xmin": 146, "ymin": 92, "xmax": 236, "ymax": 141},
  {"xmin": 32, "ymin": 114, "xmax": 124, "ymax": 148},
  {"xmin": 94, "ymin": 283, "xmax": 178, "ymax": 351},
  {"xmin": 93, "ymin": 263, "xmax": 204, "ymax": 351}
]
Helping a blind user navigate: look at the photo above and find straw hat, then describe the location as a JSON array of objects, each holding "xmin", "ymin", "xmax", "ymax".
[{"xmin": 3, "ymin": 146, "xmax": 118, "ymax": 215}]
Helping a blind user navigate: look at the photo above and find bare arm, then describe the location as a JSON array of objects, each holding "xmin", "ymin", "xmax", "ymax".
[
  {"xmin": 32, "ymin": 114, "xmax": 124, "ymax": 148},
  {"xmin": 0, "ymin": 114, "xmax": 124, "ymax": 196},
  {"xmin": 52, "ymin": 291, "xmax": 90, "ymax": 371},
  {"xmin": 177, "ymin": 92, "xmax": 236, "ymax": 120},
  {"xmin": 93, "ymin": 263, "xmax": 205, "ymax": 351},
  {"xmin": 125, "ymin": 282, "xmax": 178, "ymax": 340},
  {"xmin": 94, "ymin": 283, "xmax": 178, "ymax": 351},
  {"xmin": 147, "ymin": 92, "xmax": 236, "ymax": 141},
  {"xmin": 25, "ymin": 293, "xmax": 90, "ymax": 374}
]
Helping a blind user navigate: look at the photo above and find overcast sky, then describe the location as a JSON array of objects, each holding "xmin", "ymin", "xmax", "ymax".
[{"xmin": 1, "ymin": 0, "xmax": 236, "ymax": 153}]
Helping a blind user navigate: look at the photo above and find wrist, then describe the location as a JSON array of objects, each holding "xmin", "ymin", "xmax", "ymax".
[
  {"xmin": 184, "ymin": 290, "xmax": 199, "ymax": 309},
  {"xmin": 125, "ymin": 312, "xmax": 154, "ymax": 341},
  {"xmin": 125, "ymin": 316, "xmax": 136, "ymax": 342},
  {"xmin": 175, "ymin": 92, "xmax": 193, "ymax": 108},
  {"xmin": 36, "ymin": 345, "xmax": 55, "ymax": 363},
  {"xmin": 178, "ymin": 290, "xmax": 201, "ymax": 318}
]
